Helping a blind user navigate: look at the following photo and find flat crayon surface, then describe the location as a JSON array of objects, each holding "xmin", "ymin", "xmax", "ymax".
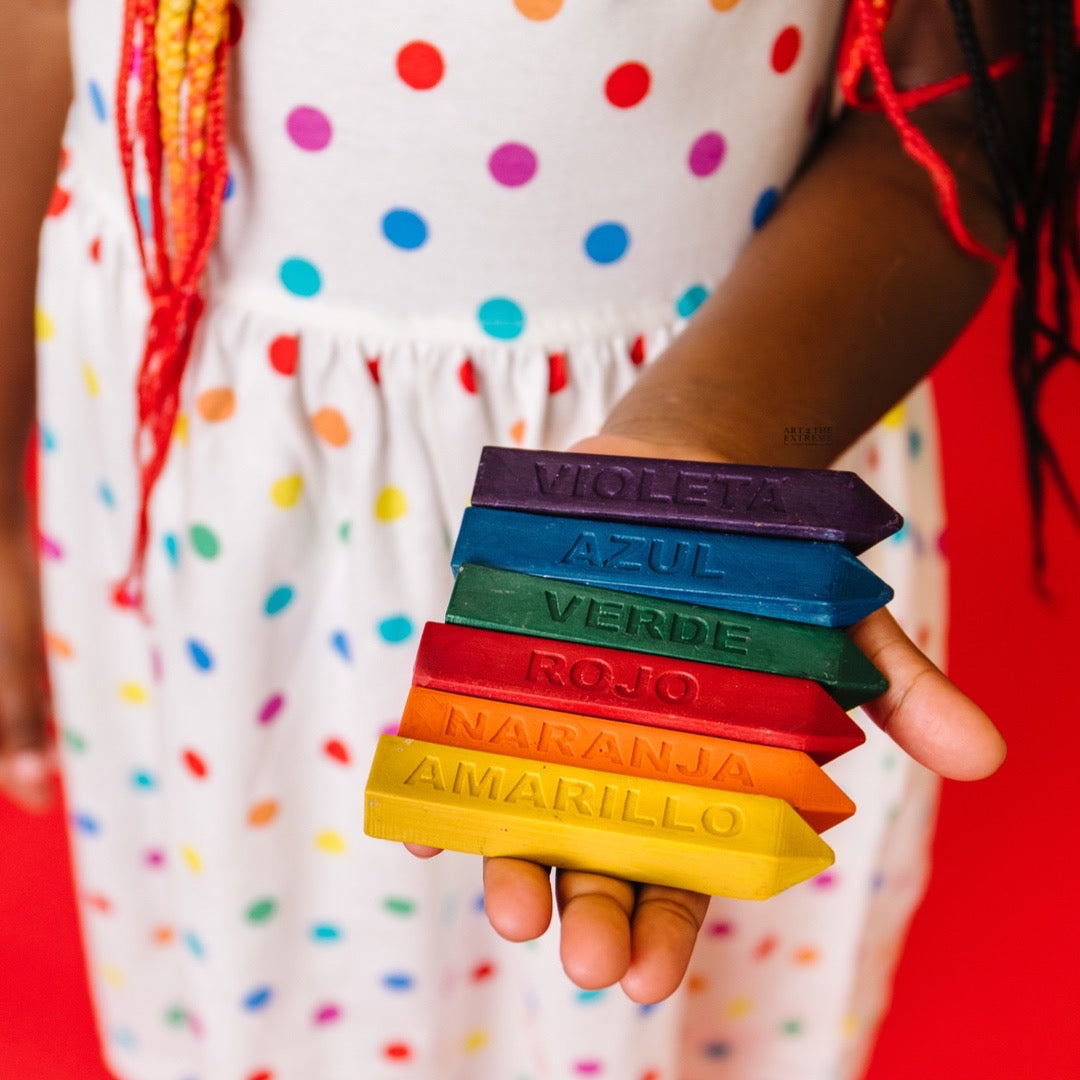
[
  {"xmin": 398, "ymin": 686, "xmax": 856, "ymax": 831},
  {"xmin": 364, "ymin": 735, "xmax": 835, "ymax": 899},
  {"xmin": 471, "ymin": 446, "xmax": 903, "ymax": 552},
  {"xmin": 413, "ymin": 622, "xmax": 866, "ymax": 763},
  {"xmin": 445, "ymin": 565, "xmax": 887, "ymax": 709},
  {"xmin": 452, "ymin": 506, "xmax": 892, "ymax": 626}
]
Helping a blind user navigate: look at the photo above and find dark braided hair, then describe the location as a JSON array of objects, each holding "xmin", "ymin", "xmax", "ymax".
[{"xmin": 946, "ymin": 0, "xmax": 1080, "ymax": 575}]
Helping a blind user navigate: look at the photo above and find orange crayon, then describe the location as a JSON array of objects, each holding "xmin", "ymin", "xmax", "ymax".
[{"xmin": 398, "ymin": 686, "xmax": 855, "ymax": 832}]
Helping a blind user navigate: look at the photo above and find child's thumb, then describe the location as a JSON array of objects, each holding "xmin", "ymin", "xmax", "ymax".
[{"xmin": 849, "ymin": 607, "xmax": 1006, "ymax": 781}]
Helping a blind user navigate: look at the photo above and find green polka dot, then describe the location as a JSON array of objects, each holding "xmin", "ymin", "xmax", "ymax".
[
  {"xmin": 781, "ymin": 1018, "xmax": 803, "ymax": 1036},
  {"xmin": 164, "ymin": 1005, "xmax": 187, "ymax": 1028},
  {"xmin": 383, "ymin": 896, "xmax": 416, "ymax": 917},
  {"xmin": 339, "ymin": 520, "xmax": 352, "ymax": 543},
  {"xmin": 63, "ymin": 728, "xmax": 88, "ymax": 753},
  {"xmin": 189, "ymin": 524, "xmax": 220, "ymax": 559},
  {"xmin": 246, "ymin": 898, "xmax": 277, "ymax": 924}
]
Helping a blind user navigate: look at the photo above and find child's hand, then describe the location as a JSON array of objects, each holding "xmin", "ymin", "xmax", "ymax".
[
  {"xmin": 418, "ymin": 433, "xmax": 1006, "ymax": 1003},
  {"xmin": 0, "ymin": 501, "xmax": 55, "ymax": 812}
]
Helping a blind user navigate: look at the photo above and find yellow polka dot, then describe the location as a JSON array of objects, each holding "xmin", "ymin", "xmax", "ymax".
[
  {"xmin": 710, "ymin": 0, "xmax": 743, "ymax": 9},
  {"xmin": 724, "ymin": 996, "xmax": 754, "ymax": 1019},
  {"xmin": 118, "ymin": 681, "xmax": 149, "ymax": 704},
  {"xmin": 374, "ymin": 485, "xmax": 408, "ymax": 522},
  {"xmin": 462, "ymin": 1030, "xmax": 489, "ymax": 1054},
  {"xmin": 101, "ymin": 964, "xmax": 126, "ymax": 989},
  {"xmin": 196, "ymin": 387, "xmax": 236, "ymax": 422},
  {"xmin": 180, "ymin": 845, "xmax": 203, "ymax": 873},
  {"xmin": 81, "ymin": 362, "xmax": 100, "ymax": 399},
  {"xmin": 34, "ymin": 308, "xmax": 55, "ymax": 342},
  {"xmin": 514, "ymin": 0, "xmax": 563, "ymax": 19},
  {"xmin": 882, "ymin": 403, "xmax": 905, "ymax": 428},
  {"xmin": 271, "ymin": 474, "xmax": 303, "ymax": 508},
  {"xmin": 173, "ymin": 412, "xmax": 189, "ymax": 445},
  {"xmin": 311, "ymin": 407, "xmax": 351, "ymax": 447},
  {"xmin": 315, "ymin": 829, "xmax": 346, "ymax": 854},
  {"xmin": 842, "ymin": 1012, "xmax": 861, "ymax": 1038}
]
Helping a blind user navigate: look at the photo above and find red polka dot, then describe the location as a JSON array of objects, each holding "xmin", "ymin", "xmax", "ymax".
[
  {"xmin": 754, "ymin": 934, "xmax": 778, "ymax": 959},
  {"xmin": 246, "ymin": 1072, "xmax": 273, "ymax": 1080},
  {"xmin": 182, "ymin": 749, "xmax": 209, "ymax": 779},
  {"xmin": 47, "ymin": 186, "xmax": 71, "ymax": 217},
  {"xmin": 268, "ymin": 334, "xmax": 299, "ymax": 376},
  {"xmin": 605, "ymin": 62, "xmax": 651, "ymax": 108},
  {"xmin": 383, "ymin": 1042, "xmax": 413, "ymax": 1061},
  {"xmin": 771, "ymin": 25, "xmax": 801, "ymax": 74},
  {"xmin": 89, "ymin": 237, "xmax": 102, "ymax": 262},
  {"xmin": 548, "ymin": 352, "xmax": 568, "ymax": 394},
  {"xmin": 470, "ymin": 961, "xmax": 495, "ymax": 982},
  {"xmin": 84, "ymin": 892, "xmax": 113, "ymax": 914},
  {"xmin": 458, "ymin": 358, "xmax": 478, "ymax": 394},
  {"xmin": 323, "ymin": 738, "xmax": 351, "ymax": 765},
  {"xmin": 629, "ymin": 335, "xmax": 646, "ymax": 366},
  {"xmin": 396, "ymin": 41, "xmax": 444, "ymax": 90},
  {"xmin": 226, "ymin": 3, "xmax": 244, "ymax": 45},
  {"xmin": 367, "ymin": 357, "xmax": 381, "ymax": 385}
]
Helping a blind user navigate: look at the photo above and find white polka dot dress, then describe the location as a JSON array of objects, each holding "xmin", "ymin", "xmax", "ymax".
[{"xmin": 36, "ymin": 3, "xmax": 947, "ymax": 1078}]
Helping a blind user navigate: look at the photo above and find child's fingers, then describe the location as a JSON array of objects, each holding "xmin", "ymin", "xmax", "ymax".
[
  {"xmin": 482, "ymin": 856, "xmax": 553, "ymax": 942},
  {"xmin": 850, "ymin": 607, "xmax": 1006, "ymax": 780},
  {"xmin": 555, "ymin": 869, "xmax": 636, "ymax": 991},
  {"xmin": 622, "ymin": 885, "xmax": 709, "ymax": 1004}
]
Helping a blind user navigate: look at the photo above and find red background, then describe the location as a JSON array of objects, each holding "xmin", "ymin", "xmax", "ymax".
[{"xmin": 1, "ymin": 269, "xmax": 1078, "ymax": 1078}]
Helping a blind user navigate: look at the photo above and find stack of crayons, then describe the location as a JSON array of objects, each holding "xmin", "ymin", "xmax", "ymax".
[{"xmin": 364, "ymin": 447, "xmax": 902, "ymax": 900}]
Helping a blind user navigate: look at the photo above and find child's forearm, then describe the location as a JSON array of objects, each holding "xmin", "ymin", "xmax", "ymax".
[
  {"xmin": 0, "ymin": 1, "xmax": 71, "ymax": 519},
  {"xmin": 601, "ymin": 96, "xmax": 1008, "ymax": 470}
]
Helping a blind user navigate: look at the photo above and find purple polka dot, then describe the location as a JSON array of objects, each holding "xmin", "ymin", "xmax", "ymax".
[
  {"xmin": 314, "ymin": 1003, "xmax": 342, "ymax": 1025},
  {"xmin": 688, "ymin": 131, "xmax": 726, "ymax": 177},
  {"xmin": 258, "ymin": 693, "xmax": 285, "ymax": 725},
  {"xmin": 573, "ymin": 1062, "xmax": 603, "ymax": 1077},
  {"xmin": 488, "ymin": 142, "xmax": 538, "ymax": 187},
  {"xmin": 144, "ymin": 848, "xmax": 166, "ymax": 868},
  {"xmin": 286, "ymin": 106, "xmax": 333, "ymax": 151}
]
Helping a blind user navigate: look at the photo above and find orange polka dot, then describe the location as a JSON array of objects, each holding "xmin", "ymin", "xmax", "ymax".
[
  {"xmin": 687, "ymin": 973, "xmax": 709, "ymax": 994},
  {"xmin": 196, "ymin": 387, "xmax": 236, "ymax": 422},
  {"xmin": 794, "ymin": 946, "xmax": 820, "ymax": 965},
  {"xmin": 151, "ymin": 925, "xmax": 175, "ymax": 946},
  {"xmin": 514, "ymin": 0, "xmax": 563, "ymax": 19},
  {"xmin": 710, "ymin": 0, "xmax": 743, "ymax": 9},
  {"xmin": 45, "ymin": 632, "xmax": 74, "ymax": 659},
  {"xmin": 508, "ymin": 418, "xmax": 526, "ymax": 445},
  {"xmin": 311, "ymin": 407, "xmax": 350, "ymax": 447},
  {"xmin": 248, "ymin": 800, "xmax": 279, "ymax": 827}
]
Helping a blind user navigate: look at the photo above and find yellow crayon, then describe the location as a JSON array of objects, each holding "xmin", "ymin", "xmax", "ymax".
[{"xmin": 364, "ymin": 735, "xmax": 834, "ymax": 900}]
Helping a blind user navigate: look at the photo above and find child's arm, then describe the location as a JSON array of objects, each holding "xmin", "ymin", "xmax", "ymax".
[
  {"xmin": 0, "ymin": 0, "xmax": 72, "ymax": 809},
  {"xmin": 481, "ymin": 0, "xmax": 1016, "ymax": 1003}
]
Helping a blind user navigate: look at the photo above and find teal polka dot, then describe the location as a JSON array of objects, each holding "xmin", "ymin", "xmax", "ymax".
[
  {"xmin": 98, "ymin": 481, "xmax": 115, "ymax": 509},
  {"xmin": 311, "ymin": 923, "xmax": 343, "ymax": 942},
  {"xmin": 478, "ymin": 297, "xmax": 525, "ymax": 340},
  {"xmin": 163, "ymin": 533, "xmax": 181, "ymax": 567},
  {"xmin": 908, "ymin": 429, "xmax": 923, "ymax": 458},
  {"xmin": 339, "ymin": 520, "xmax": 352, "ymax": 543},
  {"xmin": 890, "ymin": 521, "xmax": 910, "ymax": 545},
  {"xmin": 584, "ymin": 222, "xmax": 630, "ymax": 264},
  {"xmin": 264, "ymin": 584, "xmax": 295, "ymax": 616},
  {"xmin": 377, "ymin": 614, "xmax": 414, "ymax": 644},
  {"xmin": 382, "ymin": 208, "xmax": 429, "ymax": 250},
  {"xmin": 279, "ymin": 257, "xmax": 322, "ymax": 298},
  {"xmin": 182, "ymin": 930, "xmax": 205, "ymax": 959},
  {"xmin": 676, "ymin": 284, "xmax": 709, "ymax": 318},
  {"xmin": 131, "ymin": 769, "xmax": 158, "ymax": 791},
  {"xmin": 135, "ymin": 194, "xmax": 153, "ymax": 235},
  {"xmin": 576, "ymin": 989, "xmax": 606, "ymax": 1004},
  {"xmin": 40, "ymin": 426, "xmax": 57, "ymax": 453}
]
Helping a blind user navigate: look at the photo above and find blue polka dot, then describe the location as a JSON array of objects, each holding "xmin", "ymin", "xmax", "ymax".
[
  {"xmin": 752, "ymin": 186, "xmax": 780, "ymax": 230},
  {"xmin": 472, "ymin": 891, "xmax": 486, "ymax": 914},
  {"xmin": 182, "ymin": 930, "xmax": 205, "ymax": 959},
  {"xmin": 330, "ymin": 630, "xmax": 352, "ymax": 662},
  {"xmin": 382, "ymin": 972, "xmax": 415, "ymax": 991},
  {"xmin": 264, "ymin": 584, "xmax": 295, "ymax": 616},
  {"xmin": 381, "ymin": 208, "xmax": 429, "ymax": 250},
  {"xmin": 477, "ymin": 297, "xmax": 525, "ymax": 341},
  {"xmin": 39, "ymin": 425, "xmax": 57, "ymax": 453},
  {"xmin": 98, "ymin": 481, "xmax": 115, "ymax": 509},
  {"xmin": 279, "ymin": 257, "xmax": 322, "ymax": 298},
  {"xmin": 135, "ymin": 194, "xmax": 153, "ymax": 235},
  {"xmin": 703, "ymin": 1041, "xmax": 732, "ymax": 1059},
  {"xmin": 223, "ymin": 173, "xmax": 236, "ymax": 200},
  {"xmin": 908, "ymin": 429, "xmax": 923, "ymax": 458},
  {"xmin": 584, "ymin": 222, "xmax": 630, "ymax": 265},
  {"xmin": 242, "ymin": 985, "xmax": 273, "ymax": 1011},
  {"xmin": 377, "ymin": 614, "xmax": 414, "ymax": 644},
  {"xmin": 638, "ymin": 1002, "xmax": 660, "ymax": 1016},
  {"xmin": 163, "ymin": 533, "xmax": 181, "ymax": 567},
  {"xmin": 311, "ymin": 923, "xmax": 343, "ymax": 943},
  {"xmin": 676, "ymin": 284, "xmax": 709, "ymax": 319},
  {"xmin": 88, "ymin": 80, "xmax": 107, "ymax": 123},
  {"xmin": 131, "ymin": 769, "xmax": 157, "ymax": 791},
  {"xmin": 111, "ymin": 1028, "xmax": 137, "ymax": 1051},
  {"xmin": 72, "ymin": 811, "xmax": 100, "ymax": 835},
  {"xmin": 187, "ymin": 639, "xmax": 214, "ymax": 671}
]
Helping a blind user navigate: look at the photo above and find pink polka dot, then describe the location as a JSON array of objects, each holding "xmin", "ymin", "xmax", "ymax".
[
  {"xmin": 771, "ymin": 26, "xmax": 801, "ymax": 74},
  {"xmin": 688, "ymin": 131, "xmax": 726, "ymax": 177},
  {"xmin": 286, "ymin": 106, "xmax": 332, "ymax": 151},
  {"xmin": 258, "ymin": 693, "xmax": 285, "ymax": 725},
  {"xmin": 489, "ymin": 142, "xmax": 538, "ymax": 187},
  {"xmin": 605, "ymin": 62, "xmax": 651, "ymax": 108},
  {"xmin": 573, "ymin": 1063, "xmax": 603, "ymax": 1077},
  {"xmin": 314, "ymin": 1003, "xmax": 342, "ymax": 1025}
]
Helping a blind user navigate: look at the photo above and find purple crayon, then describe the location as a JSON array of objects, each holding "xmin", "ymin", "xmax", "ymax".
[{"xmin": 471, "ymin": 447, "xmax": 902, "ymax": 554}]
